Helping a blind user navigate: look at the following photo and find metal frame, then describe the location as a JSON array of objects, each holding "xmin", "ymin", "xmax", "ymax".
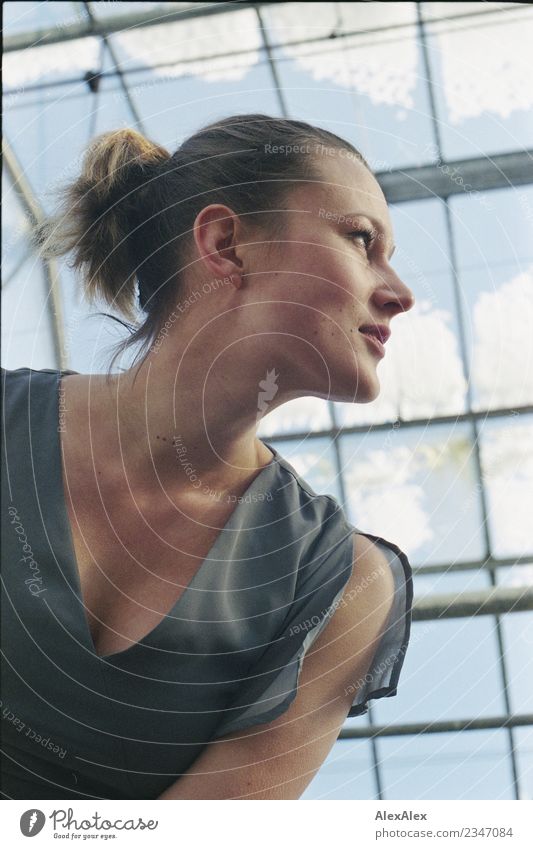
[
  {"xmin": 3, "ymin": 2, "xmax": 280, "ymax": 52},
  {"xmin": 4, "ymin": 1, "xmax": 524, "ymax": 53},
  {"xmin": 3, "ymin": 0, "xmax": 532, "ymax": 801},
  {"xmin": 413, "ymin": 586, "xmax": 533, "ymax": 620},
  {"xmin": 339, "ymin": 713, "xmax": 533, "ymax": 739},
  {"xmin": 377, "ymin": 149, "xmax": 533, "ymax": 204},
  {"xmin": 2, "ymin": 139, "xmax": 67, "ymax": 369}
]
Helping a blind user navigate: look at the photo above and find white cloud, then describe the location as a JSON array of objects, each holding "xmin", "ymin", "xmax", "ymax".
[
  {"xmin": 3, "ymin": 37, "xmax": 101, "ymax": 88},
  {"xmin": 113, "ymin": 9, "xmax": 260, "ymax": 81},
  {"xmin": 472, "ymin": 267, "xmax": 533, "ymax": 409},
  {"xmin": 436, "ymin": 15, "xmax": 533, "ymax": 123},
  {"xmin": 347, "ymin": 480, "xmax": 434, "ymax": 554},
  {"xmin": 481, "ymin": 422, "xmax": 533, "ymax": 556}
]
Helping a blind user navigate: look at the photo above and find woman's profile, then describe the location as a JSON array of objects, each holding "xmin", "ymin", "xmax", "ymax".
[{"xmin": 1, "ymin": 113, "xmax": 415, "ymax": 800}]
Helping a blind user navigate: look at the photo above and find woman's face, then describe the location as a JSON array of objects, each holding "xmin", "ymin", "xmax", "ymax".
[{"xmin": 247, "ymin": 152, "xmax": 415, "ymax": 404}]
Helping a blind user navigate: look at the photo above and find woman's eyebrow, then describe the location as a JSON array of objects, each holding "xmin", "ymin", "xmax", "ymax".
[{"xmin": 344, "ymin": 212, "xmax": 396, "ymax": 259}]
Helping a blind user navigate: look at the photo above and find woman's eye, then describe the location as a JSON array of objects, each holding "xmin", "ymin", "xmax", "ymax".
[{"xmin": 349, "ymin": 229, "xmax": 375, "ymax": 251}]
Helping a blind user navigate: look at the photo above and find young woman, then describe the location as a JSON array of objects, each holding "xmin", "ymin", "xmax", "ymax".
[{"xmin": 1, "ymin": 114, "xmax": 415, "ymax": 800}]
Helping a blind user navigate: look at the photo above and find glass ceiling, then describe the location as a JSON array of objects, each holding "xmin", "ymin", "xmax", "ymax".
[{"xmin": 2, "ymin": 0, "xmax": 533, "ymax": 802}]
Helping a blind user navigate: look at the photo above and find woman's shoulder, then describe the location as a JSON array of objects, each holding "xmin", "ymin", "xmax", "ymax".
[
  {"xmin": 1, "ymin": 366, "xmax": 79, "ymax": 413},
  {"xmin": 1, "ymin": 365, "xmax": 76, "ymax": 390},
  {"xmin": 262, "ymin": 443, "xmax": 405, "ymax": 558},
  {"xmin": 264, "ymin": 440, "xmax": 411, "ymax": 593},
  {"xmin": 262, "ymin": 440, "xmax": 356, "ymax": 559},
  {"xmin": 2, "ymin": 365, "xmax": 79, "ymax": 378},
  {"xmin": 263, "ymin": 440, "xmax": 352, "ymax": 522},
  {"xmin": 2, "ymin": 366, "xmax": 70, "ymax": 378}
]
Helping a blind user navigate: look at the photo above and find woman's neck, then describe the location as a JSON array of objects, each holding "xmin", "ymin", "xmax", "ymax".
[{"xmin": 62, "ymin": 336, "xmax": 282, "ymax": 498}]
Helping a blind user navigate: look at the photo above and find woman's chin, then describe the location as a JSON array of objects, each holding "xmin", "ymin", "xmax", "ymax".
[
  {"xmin": 308, "ymin": 356, "xmax": 381, "ymax": 404},
  {"xmin": 328, "ymin": 373, "xmax": 381, "ymax": 405},
  {"xmin": 352, "ymin": 385, "xmax": 380, "ymax": 404}
]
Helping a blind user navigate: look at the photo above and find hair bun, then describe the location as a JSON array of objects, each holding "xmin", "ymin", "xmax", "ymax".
[
  {"xmin": 33, "ymin": 127, "xmax": 170, "ymax": 321},
  {"xmin": 83, "ymin": 128, "xmax": 170, "ymax": 195}
]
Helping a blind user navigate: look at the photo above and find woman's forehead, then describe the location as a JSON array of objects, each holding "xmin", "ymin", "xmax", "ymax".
[
  {"xmin": 320, "ymin": 156, "xmax": 385, "ymax": 202},
  {"xmin": 279, "ymin": 155, "xmax": 391, "ymax": 238},
  {"xmin": 306, "ymin": 157, "xmax": 391, "ymax": 228}
]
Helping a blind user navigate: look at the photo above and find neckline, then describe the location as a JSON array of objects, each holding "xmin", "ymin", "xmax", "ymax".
[{"xmin": 54, "ymin": 369, "xmax": 281, "ymax": 663}]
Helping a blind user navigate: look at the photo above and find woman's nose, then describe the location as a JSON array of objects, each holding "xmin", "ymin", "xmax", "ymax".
[{"xmin": 373, "ymin": 269, "xmax": 416, "ymax": 316}]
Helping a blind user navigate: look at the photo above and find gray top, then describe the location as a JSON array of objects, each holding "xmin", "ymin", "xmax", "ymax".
[{"xmin": 1, "ymin": 367, "xmax": 413, "ymax": 799}]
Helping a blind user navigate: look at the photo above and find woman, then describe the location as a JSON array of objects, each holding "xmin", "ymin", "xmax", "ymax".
[{"xmin": 1, "ymin": 114, "xmax": 415, "ymax": 800}]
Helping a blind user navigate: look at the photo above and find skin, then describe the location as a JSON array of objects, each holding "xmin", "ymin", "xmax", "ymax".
[{"xmin": 62, "ymin": 153, "xmax": 414, "ymax": 499}]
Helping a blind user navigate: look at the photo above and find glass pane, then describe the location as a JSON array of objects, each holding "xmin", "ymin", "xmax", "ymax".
[
  {"xmin": 388, "ymin": 198, "xmax": 451, "ymax": 278},
  {"xmin": 339, "ymin": 422, "xmax": 486, "ymax": 567},
  {"xmin": 451, "ymin": 187, "xmax": 533, "ymax": 411},
  {"xmin": 3, "ymin": 1, "xmax": 80, "ymax": 35},
  {"xmin": 3, "ymin": 37, "xmax": 102, "ymax": 89},
  {"xmin": 88, "ymin": 1, "xmax": 194, "ymax": 20},
  {"xmin": 425, "ymin": 6, "xmax": 533, "ymax": 159},
  {"xmin": 301, "ymin": 740, "xmax": 376, "ymax": 800},
  {"xmin": 92, "ymin": 74, "xmax": 138, "ymax": 135},
  {"xmin": 497, "ymin": 565, "xmax": 533, "ymax": 727},
  {"xmin": 421, "ymin": 2, "xmax": 522, "ymax": 21},
  {"xmin": 413, "ymin": 566, "xmax": 491, "ymax": 601},
  {"xmin": 1, "ymin": 257, "xmax": 57, "ymax": 369},
  {"xmin": 1, "ymin": 170, "xmax": 32, "ymax": 283},
  {"xmin": 461, "ymin": 264, "xmax": 533, "ymax": 410},
  {"xmin": 514, "ymin": 727, "xmax": 533, "ymax": 801},
  {"xmin": 452, "ymin": 186, "xmax": 533, "ymax": 269},
  {"xmin": 267, "ymin": 437, "xmax": 342, "ymax": 502},
  {"xmin": 334, "ymin": 198, "xmax": 467, "ymax": 427},
  {"xmin": 378, "ymin": 730, "xmax": 514, "ymax": 800},
  {"xmin": 3, "ymin": 86, "xmax": 95, "ymax": 214},
  {"xmin": 110, "ymin": 7, "xmax": 261, "ymax": 74},
  {"xmin": 499, "ymin": 611, "xmax": 533, "ymax": 714},
  {"xmin": 262, "ymin": 2, "xmax": 435, "ymax": 170},
  {"xmin": 118, "ymin": 64, "xmax": 282, "ymax": 148},
  {"xmin": 496, "ymin": 563, "xmax": 533, "ymax": 590},
  {"xmin": 364, "ymin": 616, "xmax": 506, "ymax": 726},
  {"xmin": 55, "ymin": 260, "xmax": 136, "ymax": 374},
  {"xmin": 478, "ymin": 415, "xmax": 533, "ymax": 559}
]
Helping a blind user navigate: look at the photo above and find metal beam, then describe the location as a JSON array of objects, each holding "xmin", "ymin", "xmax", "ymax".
[
  {"xmin": 3, "ymin": 2, "xmax": 280, "ymax": 52},
  {"xmin": 413, "ymin": 554, "xmax": 533, "ymax": 577},
  {"xmin": 265, "ymin": 404, "xmax": 533, "ymax": 443},
  {"xmin": 2, "ymin": 138, "xmax": 67, "ymax": 369},
  {"xmin": 412, "ymin": 585, "xmax": 533, "ymax": 621},
  {"xmin": 339, "ymin": 713, "xmax": 533, "ymax": 739},
  {"xmin": 81, "ymin": 2, "xmax": 145, "ymax": 132},
  {"xmin": 377, "ymin": 150, "xmax": 533, "ymax": 204},
  {"xmin": 254, "ymin": 4, "xmax": 289, "ymax": 118},
  {"xmin": 4, "ymin": 1, "xmax": 523, "ymax": 54}
]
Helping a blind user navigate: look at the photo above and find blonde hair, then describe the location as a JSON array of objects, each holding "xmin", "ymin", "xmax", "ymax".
[{"xmin": 34, "ymin": 128, "xmax": 170, "ymax": 321}]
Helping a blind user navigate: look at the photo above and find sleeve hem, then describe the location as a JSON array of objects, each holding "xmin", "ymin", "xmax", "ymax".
[
  {"xmin": 211, "ymin": 529, "xmax": 413, "ymax": 739},
  {"xmin": 342, "ymin": 530, "xmax": 413, "ymax": 719},
  {"xmin": 210, "ymin": 606, "xmax": 336, "ymax": 739}
]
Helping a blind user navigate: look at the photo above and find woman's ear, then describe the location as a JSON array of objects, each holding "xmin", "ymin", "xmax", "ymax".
[{"xmin": 192, "ymin": 203, "xmax": 244, "ymax": 288}]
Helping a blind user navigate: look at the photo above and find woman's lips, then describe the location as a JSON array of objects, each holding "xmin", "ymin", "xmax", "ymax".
[{"xmin": 359, "ymin": 330, "xmax": 386, "ymax": 357}]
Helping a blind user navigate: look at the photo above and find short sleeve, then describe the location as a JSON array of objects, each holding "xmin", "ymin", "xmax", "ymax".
[{"xmin": 211, "ymin": 526, "xmax": 413, "ymax": 740}]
